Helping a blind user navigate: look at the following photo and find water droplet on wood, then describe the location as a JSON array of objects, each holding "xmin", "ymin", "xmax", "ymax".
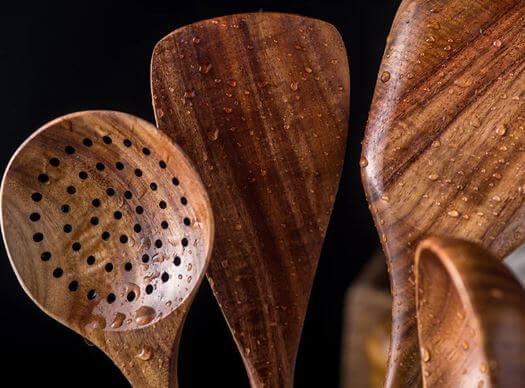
[{"xmin": 137, "ymin": 347, "xmax": 153, "ymax": 361}]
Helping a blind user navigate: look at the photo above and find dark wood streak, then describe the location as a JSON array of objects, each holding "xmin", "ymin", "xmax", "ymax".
[
  {"xmin": 378, "ymin": 15, "xmax": 523, "ymax": 195},
  {"xmin": 361, "ymin": 1, "xmax": 525, "ymax": 387},
  {"xmin": 151, "ymin": 13, "xmax": 349, "ymax": 387}
]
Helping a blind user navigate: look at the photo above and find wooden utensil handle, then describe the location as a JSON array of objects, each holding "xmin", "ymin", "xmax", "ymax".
[{"xmin": 415, "ymin": 237, "xmax": 525, "ymax": 387}]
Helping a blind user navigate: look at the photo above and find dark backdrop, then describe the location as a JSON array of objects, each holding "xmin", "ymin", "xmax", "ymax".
[{"xmin": 0, "ymin": 1, "xmax": 400, "ymax": 386}]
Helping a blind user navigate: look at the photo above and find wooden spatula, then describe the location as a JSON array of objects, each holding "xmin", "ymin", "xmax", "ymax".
[
  {"xmin": 151, "ymin": 13, "xmax": 349, "ymax": 387},
  {"xmin": 1, "ymin": 111, "xmax": 214, "ymax": 387},
  {"xmin": 415, "ymin": 237, "xmax": 525, "ymax": 387},
  {"xmin": 361, "ymin": 0, "xmax": 525, "ymax": 386}
]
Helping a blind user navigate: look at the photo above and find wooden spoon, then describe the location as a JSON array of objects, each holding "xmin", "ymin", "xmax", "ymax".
[
  {"xmin": 361, "ymin": 0, "xmax": 525, "ymax": 385},
  {"xmin": 0, "ymin": 111, "xmax": 214, "ymax": 387},
  {"xmin": 415, "ymin": 237, "xmax": 525, "ymax": 387},
  {"xmin": 151, "ymin": 13, "xmax": 349, "ymax": 387}
]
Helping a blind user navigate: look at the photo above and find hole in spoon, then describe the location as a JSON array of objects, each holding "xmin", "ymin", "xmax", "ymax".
[
  {"xmin": 107, "ymin": 293, "xmax": 116, "ymax": 304},
  {"xmin": 31, "ymin": 192, "xmax": 42, "ymax": 202},
  {"xmin": 68, "ymin": 281, "xmax": 79, "ymax": 291},
  {"xmin": 127, "ymin": 291, "xmax": 136, "ymax": 302},
  {"xmin": 87, "ymin": 289, "xmax": 97, "ymax": 300},
  {"xmin": 53, "ymin": 268, "xmax": 63, "ymax": 278}
]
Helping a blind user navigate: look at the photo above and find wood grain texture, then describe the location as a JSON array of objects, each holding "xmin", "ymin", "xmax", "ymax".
[
  {"xmin": 416, "ymin": 237, "xmax": 525, "ymax": 387},
  {"xmin": 361, "ymin": 0, "xmax": 525, "ymax": 386},
  {"xmin": 151, "ymin": 13, "xmax": 349, "ymax": 387},
  {"xmin": 1, "ymin": 111, "xmax": 214, "ymax": 387}
]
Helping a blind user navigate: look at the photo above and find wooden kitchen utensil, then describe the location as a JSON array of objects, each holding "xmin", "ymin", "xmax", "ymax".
[
  {"xmin": 1, "ymin": 111, "xmax": 214, "ymax": 387},
  {"xmin": 415, "ymin": 237, "xmax": 525, "ymax": 387},
  {"xmin": 361, "ymin": 0, "xmax": 525, "ymax": 386},
  {"xmin": 151, "ymin": 13, "xmax": 349, "ymax": 387}
]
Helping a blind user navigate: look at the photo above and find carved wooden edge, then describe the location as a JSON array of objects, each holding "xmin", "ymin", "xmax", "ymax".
[{"xmin": 415, "ymin": 237, "xmax": 525, "ymax": 387}]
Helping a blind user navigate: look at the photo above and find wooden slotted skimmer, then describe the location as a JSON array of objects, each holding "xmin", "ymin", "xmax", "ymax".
[{"xmin": 1, "ymin": 110, "xmax": 214, "ymax": 387}]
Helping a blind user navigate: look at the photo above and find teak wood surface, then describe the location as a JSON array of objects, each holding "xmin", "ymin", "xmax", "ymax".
[
  {"xmin": 415, "ymin": 238, "xmax": 525, "ymax": 388},
  {"xmin": 151, "ymin": 13, "xmax": 349, "ymax": 387},
  {"xmin": 361, "ymin": 0, "xmax": 525, "ymax": 386},
  {"xmin": 1, "ymin": 111, "xmax": 214, "ymax": 387}
]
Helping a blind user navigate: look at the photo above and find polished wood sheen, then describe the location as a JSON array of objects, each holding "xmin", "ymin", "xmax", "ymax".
[
  {"xmin": 416, "ymin": 238, "xmax": 525, "ymax": 387},
  {"xmin": 151, "ymin": 13, "xmax": 349, "ymax": 387},
  {"xmin": 361, "ymin": 0, "xmax": 525, "ymax": 386},
  {"xmin": 1, "ymin": 111, "xmax": 214, "ymax": 387}
]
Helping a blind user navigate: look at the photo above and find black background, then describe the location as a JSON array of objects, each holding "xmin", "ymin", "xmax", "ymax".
[{"xmin": 0, "ymin": 1, "xmax": 400, "ymax": 387}]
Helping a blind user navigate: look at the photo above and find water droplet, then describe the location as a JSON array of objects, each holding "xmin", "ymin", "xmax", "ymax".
[
  {"xmin": 192, "ymin": 36, "xmax": 201, "ymax": 45},
  {"xmin": 208, "ymin": 129, "xmax": 219, "ymax": 141},
  {"xmin": 492, "ymin": 195, "xmax": 501, "ymax": 202},
  {"xmin": 422, "ymin": 347, "xmax": 431, "ymax": 362},
  {"xmin": 199, "ymin": 62, "xmax": 212, "ymax": 74},
  {"xmin": 428, "ymin": 20, "xmax": 440, "ymax": 30},
  {"xmin": 304, "ymin": 66, "xmax": 313, "ymax": 73},
  {"xmin": 359, "ymin": 157, "xmax": 368, "ymax": 168},
  {"xmin": 84, "ymin": 338, "xmax": 95, "ymax": 347},
  {"xmin": 223, "ymin": 107, "xmax": 233, "ymax": 114},
  {"xmin": 111, "ymin": 312, "xmax": 126, "ymax": 329},
  {"xmin": 490, "ymin": 288, "xmax": 503, "ymax": 299},
  {"xmin": 428, "ymin": 173, "xmax": 439, "ymax": 181},
  {"xmin": 462, "ymin": 341, "xmax": 469, "ymax": 350},
  {"xmin": 480, "ymin": 362, "xmax": 488, "ymax": 373},
  {"xmin": 496, "ymin": 124, "xmax": 507, "ymax": 136},
  {"xmin": 470, "ymin": 116, "xmax": 481, "ymax": 127},
  {"xmin": 432, "ymin": 140, "xmax": 441, "ymax": 147},
  {"xmin": 137, "ymin": 347, "xmax": 153, "ymax": 361},
  {"xmin": 85, "ymin": 316, "xmax": 106, "ymax": 331},
  {"xmin": 447, "ymin": 210, "xmax": 460, "ymax": 218},
  {"xmin": 443, "ymin": 45, "xmax": 452, "ymax": 51},
  {"xmin": 290, "ymin": 82, "xmax": 298, "ymax": 91},
  {"xmin": 135, "ymin": 306, "xmax": 156, "ymax": 326},
  {"xmin": 380, "ymin": 71, "xmax": 391, "ymax": 83},
  {"xmin": 493, "ymin": 39, "xmax": 502, "ymax": 47}
]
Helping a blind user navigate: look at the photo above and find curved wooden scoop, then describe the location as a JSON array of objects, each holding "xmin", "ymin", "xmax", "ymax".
[
  {"xmin": 361, "ymin": 1, "xmax": 525, "ymax": 385},
  {"xmin": 1, "ymin": 111, "xmax": 214, "ymax": 387},
  {"xmin": 151, "ymin": 13, "xmax": 349, "ymax": 387},
  {"xmin": 415, "ymin": 237, "xmax": 525, "ymax": 387}
]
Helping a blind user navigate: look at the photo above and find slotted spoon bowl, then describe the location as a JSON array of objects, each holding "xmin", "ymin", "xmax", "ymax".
[{"xmin": 0, "ymin": 110, "xmax": 214, "ymax": 387}]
